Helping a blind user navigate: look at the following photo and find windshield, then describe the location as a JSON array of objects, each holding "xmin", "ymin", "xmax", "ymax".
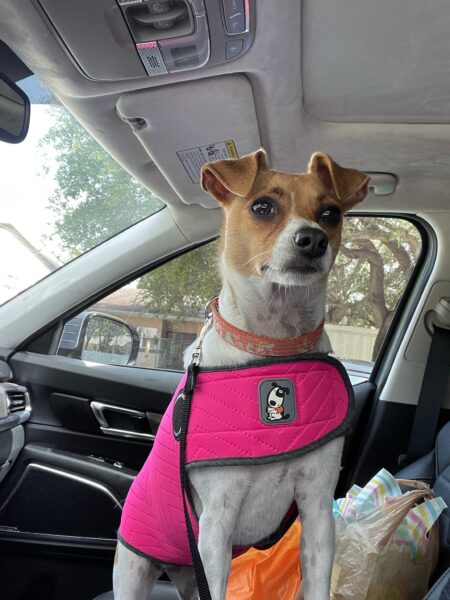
[{"xmin": 0, "ymin": 75, "xmax": 163, "ymax": 306}]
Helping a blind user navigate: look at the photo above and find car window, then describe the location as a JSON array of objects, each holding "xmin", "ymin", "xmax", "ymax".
[
  {"xmin": 57, "ymin": 216, "xmax": 422, "ymax": 377},
  {"xmin": 0, "ymin": 75, "xmax": 163, "ymax": 306}
]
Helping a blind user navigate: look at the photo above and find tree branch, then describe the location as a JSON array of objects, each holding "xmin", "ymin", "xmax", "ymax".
[{"xmin": 341, "ymin": 244, "xmax": 388, "ymax": 327}]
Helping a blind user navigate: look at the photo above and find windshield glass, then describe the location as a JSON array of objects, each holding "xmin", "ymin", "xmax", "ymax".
[{"xmin": 0, "ymin": 75, "xmax": 163, "ymax": 305}]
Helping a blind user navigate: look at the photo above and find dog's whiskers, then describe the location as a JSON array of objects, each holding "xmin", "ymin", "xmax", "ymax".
[{"xmin": 240, "ymin": 250, "xmax": 272, "ymax": 269}]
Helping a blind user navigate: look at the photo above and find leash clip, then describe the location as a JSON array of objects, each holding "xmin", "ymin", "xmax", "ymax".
[
  {"xmin": 189, "ymin": 307, "xmax": 214, "ymax": 369},
  {"xmin": 190, "ymin": 347, "xmax": 202, "ymax": 368}
]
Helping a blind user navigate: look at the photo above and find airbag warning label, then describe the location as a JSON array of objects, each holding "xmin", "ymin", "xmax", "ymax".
[{"xmin": 177, "ymin": 140, "xmax": 239, "ymax": 183}]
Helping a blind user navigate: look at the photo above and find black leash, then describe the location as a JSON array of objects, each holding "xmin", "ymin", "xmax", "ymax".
[{"xmin": 179, "ymin": 364, "xmax": 212, "ymax": 600}]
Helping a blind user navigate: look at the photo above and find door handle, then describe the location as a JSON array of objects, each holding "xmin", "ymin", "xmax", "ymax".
[{"xmin": 91, "ymin": 401, "xmax": 156, "ymax": 441}]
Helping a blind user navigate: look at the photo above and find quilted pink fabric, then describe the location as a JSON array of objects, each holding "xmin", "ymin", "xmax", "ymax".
[{"xmin": 119, "ymin": 358, "xmax": 351, "ymax": 565}]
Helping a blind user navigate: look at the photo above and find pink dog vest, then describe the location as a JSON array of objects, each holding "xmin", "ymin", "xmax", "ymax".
[{"xmin": 119, "ymin": 355, "xmax": 353, "ymax": 565}]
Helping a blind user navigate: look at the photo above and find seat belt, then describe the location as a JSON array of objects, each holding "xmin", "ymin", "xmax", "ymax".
[{"xmin": 402, "ymin": 323, "xmax": 450, "ymax": 466}]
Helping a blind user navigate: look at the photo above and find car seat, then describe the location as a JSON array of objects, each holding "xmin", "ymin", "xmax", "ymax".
[{"xmin": 397, "ymin": 421, "xmax": 450, "ymax": 598}]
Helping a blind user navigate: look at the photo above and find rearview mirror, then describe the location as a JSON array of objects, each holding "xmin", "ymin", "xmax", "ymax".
[{"xmin": 0, "ymin": 72, "xmax": 30, "ymax": 143}]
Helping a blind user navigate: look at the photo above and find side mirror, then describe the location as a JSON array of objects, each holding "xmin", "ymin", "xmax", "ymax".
[
  {"xmin": 0, "ymin": 72, "xmax": 30, "ymax": 144},
  {"xmin": 58, "ymin": 311, "xmax": 140, "ymax": 366}
]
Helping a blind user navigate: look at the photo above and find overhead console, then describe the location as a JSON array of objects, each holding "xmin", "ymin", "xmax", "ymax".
[{"xmin": 37, "ymin": 0, "xmax": 255, "ymax": 81}]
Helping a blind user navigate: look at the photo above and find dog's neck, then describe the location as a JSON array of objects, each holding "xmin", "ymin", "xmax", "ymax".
[
  {"xmin": 218, "ymin": 256, "xmax": 327, "ymax": 340},
  {"xmin": 186, "ymin": 257, "xmax": 332, "ymax": 369}
]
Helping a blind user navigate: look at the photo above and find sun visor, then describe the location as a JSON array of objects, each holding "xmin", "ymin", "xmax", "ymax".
[
  {"xmin": 116, "ymin": 75, "xmax": 261, "ymax": 208},
  {"xmin": 302, "ymin": 0, "xmax": 450, "ymax": 123}
]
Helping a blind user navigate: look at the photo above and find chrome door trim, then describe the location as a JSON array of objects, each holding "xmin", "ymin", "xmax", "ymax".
[
  {"xmin": 0, "ymin": 526, "xmax": 117, "ymax": 545},
  {"xmin": 99, "ymin": 426, "xmax": 155, "ymax": 440},
  {"xmin": 0, "ymin": 462, "xmax": 122, "ymax": 514},
  {"xmin": 90, "ymin": 401, "xmax": 156, "ymax": 441}
]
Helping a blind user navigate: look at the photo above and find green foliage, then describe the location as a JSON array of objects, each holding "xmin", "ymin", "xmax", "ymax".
[
  {"xmin": 137, "ymin": 242, "xmax": 221, "ymax": 316},
  {"xmin": 41, "ymin": 106, "xmax": 163, "ymax": 257}
]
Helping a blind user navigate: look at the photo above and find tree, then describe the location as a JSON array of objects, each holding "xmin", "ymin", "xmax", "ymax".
[
  {"xmin": 327, "ymin": 217, "xmax": 421, "ymax": 359},
  {"xmin": 137, "ymin": 242, "xmax": 221, "ymax": 317},
  {"xmin": 40, "ymin": 106, "xmax": 163, "ymax": 258}
]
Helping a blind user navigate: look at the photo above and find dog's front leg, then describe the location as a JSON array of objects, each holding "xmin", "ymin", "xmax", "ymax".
[
  {"xmin": 196, "ymin": 507, "xmax": 235, "ymax": 600},
  {"xmin": 294, "ymin": 437, "xmax": 344, "ymax": 600},
  {"xmin": 189, "ymin": 470, "xmax": 240, "ymax": 600},
  {"xmin": 298, "ymin": 496, "xmax": 335, "ymax": 600},
  {"xmin": 113, "ymin": 540, "xmax": 163, "ymax": 600}
]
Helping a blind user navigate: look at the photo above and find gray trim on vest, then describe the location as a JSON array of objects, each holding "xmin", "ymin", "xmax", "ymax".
[{"xmin": 117, "ymin": 531, "xmax": 191, "ymax": 567}]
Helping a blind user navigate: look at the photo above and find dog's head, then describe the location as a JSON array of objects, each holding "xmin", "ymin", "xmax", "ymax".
[
  {"xmin": 201, "ymin": 150, "xmax": 369, "ymax": 287},
  {"xmin": 268, "ymin": 383, "xmax": 289, "ymax": 407}
]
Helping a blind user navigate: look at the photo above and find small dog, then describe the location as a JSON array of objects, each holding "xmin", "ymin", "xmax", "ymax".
[{"xmin": 113, "ymin": 150, "xmax": 369, "ymax": 600}]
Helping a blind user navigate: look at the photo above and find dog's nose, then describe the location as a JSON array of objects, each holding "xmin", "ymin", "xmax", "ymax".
[{"xmin": 293, "ymin": 228, "xmax": 328, "ymax": 258}]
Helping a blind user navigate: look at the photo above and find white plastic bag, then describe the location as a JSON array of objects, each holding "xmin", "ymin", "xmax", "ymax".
[{"xmin": 331, "ymin": 469, "xmax": 447, "ymax": 600}]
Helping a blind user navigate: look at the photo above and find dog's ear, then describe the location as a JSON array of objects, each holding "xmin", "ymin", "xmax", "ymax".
[
  {"xmin": 284, "ymin": 388, "xmax": 290, "ymax": 395},
  {"xmin": 201, "ymin": 149, "xmax": 269, "ymax": 203},
  {"xmin": 271, "ymin": 381, "xmax": 277, "ymax": 387},
  {"xmin": 309, "ymin": 152, "xmax": 370, "ymax": 211}
]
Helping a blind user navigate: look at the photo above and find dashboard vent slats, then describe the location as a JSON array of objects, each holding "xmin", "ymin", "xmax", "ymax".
[{"xmin": 7, "ymin": 391, "xmax": 27, "ymax": 413}]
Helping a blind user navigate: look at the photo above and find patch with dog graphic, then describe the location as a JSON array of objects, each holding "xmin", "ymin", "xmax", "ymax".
[{"xmin": 258, "ymin": 378, "xmax": 296, "ymax": 425}]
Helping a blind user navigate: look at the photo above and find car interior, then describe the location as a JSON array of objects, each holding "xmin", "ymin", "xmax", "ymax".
[{"xmin": 0, "ymin": 0, "xmax": 449, "ymax": 598}]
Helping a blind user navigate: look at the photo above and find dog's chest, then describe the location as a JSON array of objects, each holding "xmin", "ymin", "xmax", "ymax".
[
  {"xmin": 190, "ymin": 459, "xmax": 306, "ymax": 547},
  {"xmin": 189, "ymin": 436, "xmax": 344, "ymax": 552}
]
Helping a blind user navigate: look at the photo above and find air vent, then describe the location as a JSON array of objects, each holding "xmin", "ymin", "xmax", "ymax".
[
  {"xmin": 7, "ymin": 391, "xmax": 27, "ymax": 413},
  {"xmin": 1, "ymin": 383, "xmax": 31, "ymax": 417}
]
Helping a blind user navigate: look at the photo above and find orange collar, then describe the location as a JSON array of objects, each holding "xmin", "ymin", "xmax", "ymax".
[{"xmin": 210, "ymin": 298, "xmax": 325, "ymax": 357}]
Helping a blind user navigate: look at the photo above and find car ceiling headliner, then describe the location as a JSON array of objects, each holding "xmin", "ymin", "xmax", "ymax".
[{"xmin": 1, "ymin": 0, "xmax": 450, "ymax": 243}]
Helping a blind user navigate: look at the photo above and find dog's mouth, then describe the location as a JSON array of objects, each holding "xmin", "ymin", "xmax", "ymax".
[
  {"xmin": 284, "ymin": 264, "xmax": 320, "ymax": 275},
  {"xmin": 269, "ymin": 400, "xmax": 276, "ymax": 407},
  {"xmin": 261, "ymin": 262, "xmax": 324, "ymax": 276},
  {"xmin": 260, "ymin": 259, "xmax": 331, "ymax": 288}
]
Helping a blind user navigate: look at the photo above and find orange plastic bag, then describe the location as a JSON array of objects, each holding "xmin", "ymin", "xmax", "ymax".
[{"xmin": 226, "ymin": 521, "xmax": 302, "ymax": 600}]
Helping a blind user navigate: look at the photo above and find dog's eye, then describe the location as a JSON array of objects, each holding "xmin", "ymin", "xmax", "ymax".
[
  {"xmin": 251, "ymin": 198, "xmax": 276, "ymax": 217},
  {"xmin": 320, "ymin": 205, "xmax": 341, "ymax": 224}
]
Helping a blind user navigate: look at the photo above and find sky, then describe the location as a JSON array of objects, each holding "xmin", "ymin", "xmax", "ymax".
[
  {"xmin": 0, "ymin": 104, "xmax": 60, "ymax": 303},
  {"xmin": 0, "ymin": 73, "xmax": 159, "ymax": 306}
]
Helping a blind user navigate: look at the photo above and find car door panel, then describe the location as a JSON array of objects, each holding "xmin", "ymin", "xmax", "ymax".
[
  {"xmin": 0, "ymin": 351, "xmax": 181, "ymax": 599},
  {"xmin": 10, "ymin": 352, "xmax": 181, "ymax": 457},
  {"xmin": 11, "ymin": 352, "xmax": 181, "ymax": 414}
]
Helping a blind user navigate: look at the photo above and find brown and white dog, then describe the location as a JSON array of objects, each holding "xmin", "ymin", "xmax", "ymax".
[{"xmin": 113, "ymin": 150, "xmax": 369, "ymax": 600}]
